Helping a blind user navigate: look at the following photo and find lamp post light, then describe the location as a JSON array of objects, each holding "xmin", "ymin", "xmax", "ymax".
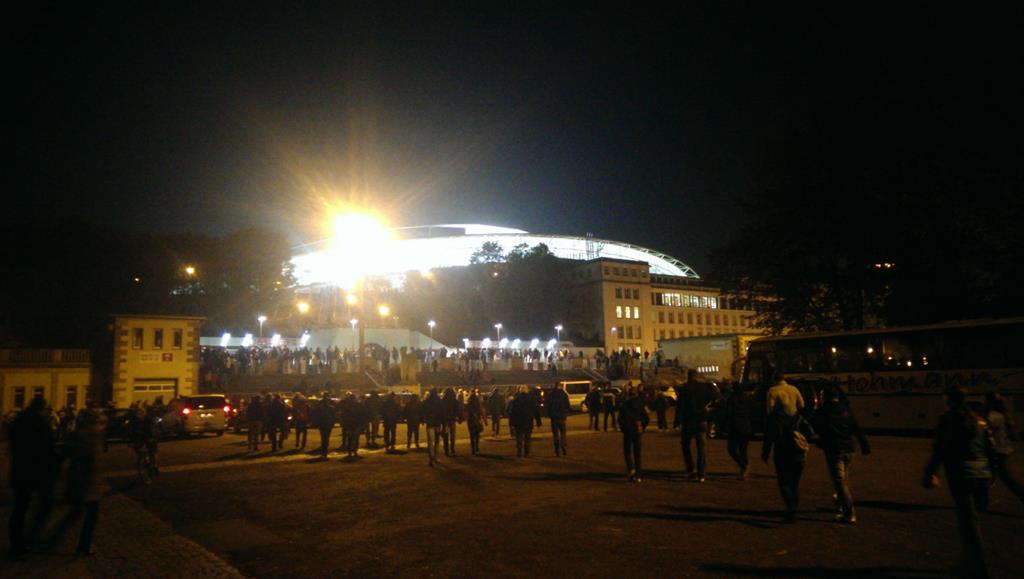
[
  {"xmin": 349, "ymin": 319, "xmax": 358, "ymax": 352},
  {"xmin": 427, "ymin": 320, "xmax": 436, "ymax": 344},
  {"xmin": 494, "ymin": 323, "xmax": 502, "ymax": 345},
  {"xmin": 184, "ymin": 265, "xmax": 196, "ymax": 277},
  {"xmin": 555, "ymin": 324, "xmax": 563, "ymax": 343},
  {"xmin": 257, "ymin": 315, "xmax": 267, "ymax": 339}
]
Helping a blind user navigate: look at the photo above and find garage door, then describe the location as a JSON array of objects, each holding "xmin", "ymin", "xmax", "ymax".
[{"xmin": 132, "ymin": 380, "xmax": 177, "ymax": 406}]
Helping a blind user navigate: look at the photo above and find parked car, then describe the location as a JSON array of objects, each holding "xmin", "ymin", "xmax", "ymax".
[
  {"xmin": 103, "ymin": 408, "xmax": 133, "ymax": 442},
  {"xmin": 160, "ymin": 395, "xmax": 229, "ymax": 438}
]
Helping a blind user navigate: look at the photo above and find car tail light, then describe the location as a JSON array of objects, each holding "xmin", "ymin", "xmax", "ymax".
[
  {"xmin": 223, "ymin": 405, "xmax": 231, "ymax": 413},
  {"xmin": 182, "ymin": 407, "xmax": 191, "ymax": 415}
]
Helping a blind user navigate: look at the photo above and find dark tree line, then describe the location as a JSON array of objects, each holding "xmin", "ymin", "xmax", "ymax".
[{"xmin": 0, "ymin": 219, "xmax": 296, "ymax": 347}]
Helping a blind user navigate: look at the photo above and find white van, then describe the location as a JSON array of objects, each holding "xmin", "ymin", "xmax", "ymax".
[{"xmin": 559, "ymin": 380, "xmax": 592, "ymax": 412}]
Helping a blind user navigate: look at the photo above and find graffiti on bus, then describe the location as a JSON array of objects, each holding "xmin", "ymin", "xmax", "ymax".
[{"xmin": 789, "ymin": 370, "xmax": 1024, "ymax": 395}]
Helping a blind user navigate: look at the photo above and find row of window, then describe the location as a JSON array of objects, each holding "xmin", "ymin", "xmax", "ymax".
[
  {"xmin": 657, "ymin": 311, "xmax": 750, "ymax": 327},
  {"xmin": 659, "ymin": 329, "xmax": 733, "ymax": 340},
  {"xmin": 10, "ymin": 386, "xmax": 81, "ymax": 409},
  {"xmin": 131, "ymin": 328, "xmax": 184, "ymax": 350},
  {"xmin": 610, "ymin": 325, "xmax": 643, "ymax": 340},
  {"xmin": 615, "ymin": 305, "xmax": 641, "ymax": 320},
  {"xmin": 652, "ymin": 292, "xmax": 719, "ymax": 309},
  {"xmin": 615, "ymin": 287, "xmax": 641, "ymax": 300},
  {"xmin": 604, "ymin": 266, "xmax": 647, "ymax": 278}
]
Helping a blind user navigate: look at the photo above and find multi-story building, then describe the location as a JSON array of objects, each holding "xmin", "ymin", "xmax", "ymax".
[
  {"xmin": 96, "ymin": 314, "xmax": 204, "ymax": 407},
  {"xmin": 0, "ymin": 349, "xmax": 91, "ymax": 414},
  {"xmin": 567, "ymin": 258, "xmax": 759, "ymax": 354}
]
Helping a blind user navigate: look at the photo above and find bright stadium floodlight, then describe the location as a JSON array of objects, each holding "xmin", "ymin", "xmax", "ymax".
[
  {"xmin": 346, "ymin": 293, "xmax": 357, "ymax": 306},
  {"xmin": 325, "ymin": 211, "xmax": 393, "ymax": 290},
  {"xmin": 529, "ymin": 338, "xmax": 540, "ymax": 349},
  {"xmin": 241, "ymin": 333, "xmax": 254, "ymax": 348},
  {"xmin": 257, "ymin": 315, "xmax": 267, "ymax": 338},
  {"xmin": 499, "ymin": 338, "xmax": 509, "ymax": 349},
  {"xmin": 300, "ymin": 331, "xmax": 311, "ymax": 347},
  {"xmin": 546, "ymin": 338, "xmax": 557, "ymax": 350},
  {"xmin": 511, "ymin": 338, "xmax": 521, "ymax": 349},
  {"xmin": 220, "ymin": 332, "xmax": 231, "ymax": 347},
  {"xmin": 482, "ymin": 337, "xmax": 492, "ymax": 348},
  {"xmin": 555, "ymin": 324, "xmax": 563, "ymax": 342},
  {"xmin": 270, "ymin": 333, "xmax": 282, "ymax": 347},
  {"xmin": 296, "ymin": 301, "xmax": 311, "ymax": 314}
]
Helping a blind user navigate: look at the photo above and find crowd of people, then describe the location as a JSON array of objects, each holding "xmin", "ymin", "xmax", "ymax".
[{"xmin": 7, "ymin": 373, "xmax": 1021, "ymax": 575}]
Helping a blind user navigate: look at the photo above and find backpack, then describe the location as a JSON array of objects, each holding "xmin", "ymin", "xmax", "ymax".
[{"xmin": 780, "ymin": 415, "xmax": 814, "ymax": 457}]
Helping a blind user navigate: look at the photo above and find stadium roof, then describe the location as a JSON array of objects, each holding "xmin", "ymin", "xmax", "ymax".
[{"xmin": 291, "ymin": 224, "xmax": 699, "ymax": 287}]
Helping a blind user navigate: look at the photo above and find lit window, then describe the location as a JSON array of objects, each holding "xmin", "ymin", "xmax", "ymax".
[
  {"xmin": 615, "ymin": 306, "xmax": 623, "ymax": 319},
  {"xmin": 710, "ymin": 297, "xmax": 718, "ymax": 309},
  {"xmin": 633, "ymin": 307, "xmax": 640, "ymax": 320}
]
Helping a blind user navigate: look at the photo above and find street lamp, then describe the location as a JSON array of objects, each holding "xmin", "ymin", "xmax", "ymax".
[
  {"xmin": 494, "ymin": 323, "xmax": 502, "ymax": 344},
  {"xmin": 257, "ymin": 315, "xmax": 267, "ymax": 338},
  {"xmin": 350, "ymin": 319, "xmax": 358, "ymax": 351},
  {"xmin": 296, "ymin": 301, "xmax": 311, "ymax": 315},
  {"xmin": 427, "ymin": 320, "xmax": 436, "ymax": 343},
  {"xmin": 378, "ymin": 304, "xmax": 391, "ymax": 318},
  {"xmin": 555, "ymin": 324, "xmax": 563, "ymax": 343},
  {"xmin": 184, "ymin": 265, "xmax": 196, "ymax": 277}
]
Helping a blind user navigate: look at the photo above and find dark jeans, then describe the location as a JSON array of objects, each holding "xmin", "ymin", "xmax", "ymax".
[
  {"xmin": 826, "ymin": 452, "xmax": 855, "ymax": 516},
  {"xmin": 490, "ymin": 414, "xmax": 502, "ymax": 436},
  {"xmin": 342, "ymin": 427, "xmax": 359, "ymax": 455},
  {"xmin": 948, "ymin": 475, "xmax": 990, "ymax": 578},
  {"xmin": 774, "ymin": 455, "xmax": 805, "ymax": 516},
  {"xmin": 991, "ymin": 453, "xmax": 1024, "ymax": 504},
  {"xmin": 9, "ymin": 483, "xmax": 54, "ymax": 552},
  {"xmin": 681, "ymin": 423, "xmax": 708, "ymax": 477},
  {"xmin": 266, "ymin": 423, "xmax": 284, "ymax": 450},
  {"xmin": 427, "ymin": 425, "xmax": 442, "ymax": 463},
  {"xmin": 444, "ymin": 421, "xmax": 458, "ymax": 455},
  {"xmin": 603, "ymin": 409, "xmax": 617, "ymax": 431},
  {"xmin": 45, "ymin": 499, "xmax": 99, "ymax": 554},
  {"xmin": 550, "ymin": 419, "xmax": 567, "ymax": 455},
  {"xmin": 469, "ymin": 426, "xmax": 482, "ymax": 453},
  {"xmin": 369, "ymin": 418, "xmax": 380, "ymax": 443},
  {"xmin": 318, "ymin": 427, "xmax": 332, "ymax": 458},
  {"xmin": 247, "ymin": 421, "xmax": 263, "ymax": 450},
  {"xmin": 515, "ymin": 427, "xmax": 533, "ymax": 457},
  {"xmin": 656, "ymin": 410, "xmax": 668, "ymax": 430},
  {"xmin": 383, "ymin": 422, "xmax": 397, "ymax": 449},
  {"xmin": 407, "ymin": 422, "xmax": 420, "ymax": 447},
  {"xmin": 623, "ymin": 432, "xmax": 643, "ymax": 474},
  {"xmin": 294, "ymin": 422, "xmax": 308, "ymax": 448},
  {"xmin": 728, "ymin": 433, "xmax": 751, "ymax": 470},
  {"xmin": 589, "ymin": 412, "xmax": 600, "ymax": 431}
]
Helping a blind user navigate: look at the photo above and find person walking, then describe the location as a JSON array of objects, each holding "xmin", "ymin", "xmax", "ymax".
[
  {"xmin": 725, "ymin": 382, "xmax": 756, "ymax": 480},
  {"xmin": 441, "ymin": 388, "xmax": 460, "ymax": 456},
  {"xmin": 381, "ymin": 392, "xmax": 401, "ymax": 453},
  {"xmin": 767, "ymin": 371, "xmax": 805, "ymax": 417},
  {"xmin": 310, "ymin": 394, "xmax": 336, "ymax": 460},
  {"xmin": 762, "ymin": 406, "xmax": 815, "ymax": 523},
  {"xmin": 486, "ymin": 388, "xmax": 505, "ymax": 437},
  {"xmin": 339, "ymin": 392, "xmax": 363, "ymax": 458},
  {"xmin": 812, "ymin": 387, "xmax": 871, "ymax": 524},
  {"xmin": 602, "ymin": 388, "xmax": 618, "ymax": 431},
  {"xmin": 7, "ymin": 396, "xmax": 57, "ymax": 559},
  {"xmin": 508, "ymin": 387, "xmax": 541, "ymax": 458},
  {"xmin": 42, "ymin": 406, "xmax": 107, "ymax": 556},
  {"xmin": 546, "ymin": 382, "xmax": 571, "ymax": 456},
  {"xmin": 584, "ymin": 386, "xmax": 602, "ymax": 431},
  {"xmin": 365, "ymin": 391, "xmax": 382, "ymax": 447},
  {"xmin": 679, "ymin": 370, "xmax": 721, "ymax": 482},
  {"xmin": 423, "ymin": 388, "xmax": 445, "ymax": 466},
  {"xmin": 923, "ymin": 386, "xmax": 995, "ymax": 578},
  {"xmin": 984, "ymin": 392, "xmax": 1024, "ymax": 504},
  {"xmin": 292, "ymin": 393, "xmax": 310, "ymax": 449},
  {"xmin": 653, "ymin": 390, "xmax": 669, "ymax": 431},
  {"xmin": 619, "ymin": 385, "xmax": 650, "ymax": 482},
  {"xmin": 465, "ymin": 390, "xmax": 487, "ymax": 455},
  {"xmin": 246, "ymin": 395, "xmax": 265, "ymax": 451},
  {"xmin": 404, "ymin": 392, "xmax": 423, "ymax": 449},
  {"xmin": 266, "ymin": 394, "xmax": 289, "ymax": 451}
]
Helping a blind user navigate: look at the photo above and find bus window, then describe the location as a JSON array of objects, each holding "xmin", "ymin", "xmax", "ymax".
[
  {"xmin": 829, "ymin": 335, "xmax": 868, "ymax": 373},
  {"xmin": 943, "ymin": 326, "xmax": 1011, "ymax": 369},
  {"xmin": 780, "ymin": 340, "xmax": 829, "ymax": 373}
]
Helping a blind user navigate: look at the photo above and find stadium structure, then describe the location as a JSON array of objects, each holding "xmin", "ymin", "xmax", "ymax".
[{"xmin": 291, "ymin": 224, "xmax": 699, "ymax": 287}]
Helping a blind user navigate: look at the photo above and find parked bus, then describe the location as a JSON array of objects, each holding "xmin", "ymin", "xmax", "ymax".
[{"xmin": 741, "ymin": 318, "xmax": 1024, "ymax": 434}]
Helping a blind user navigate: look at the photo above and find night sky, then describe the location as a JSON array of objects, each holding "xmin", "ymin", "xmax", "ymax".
[{"xmin": 11, "ymin": 4, "xmax": 1021, "ymax": 274}]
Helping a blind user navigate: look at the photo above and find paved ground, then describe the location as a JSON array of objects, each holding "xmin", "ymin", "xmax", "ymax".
[{"xmin": 3, "ymin": 415, "xmax": 1023, "ymax": 578}]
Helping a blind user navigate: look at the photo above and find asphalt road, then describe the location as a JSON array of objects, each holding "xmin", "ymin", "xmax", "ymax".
[{"xmin": 84, "ymin": 416, "xmax": 1024, "ymax": 577}]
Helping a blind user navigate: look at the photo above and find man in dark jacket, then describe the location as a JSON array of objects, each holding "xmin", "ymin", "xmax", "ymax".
[
  {"xmin": 619, "ymin": 386, "xmax": 651, "ymax": 482},
  {"xmin": 679, "ymin": 370, "xmax": 721, "ymax": 482},
  {"xmin": 726, "ymin": 382, "xmax": 756, "ymax": 480},
  {"xmin": 584, "ymin": 386, "xmax": 602, "ymax": 431},
  {"xmin": 7, "ymin": 396, "xmax": 57, "ymax": 559},
  {"xmin": 812, "ymin": 387, "xmax": 870, "ymax": 523},
  {"xmin": 338, "ymin": 393, "xmax": 364, "ymax": 458},
  {"xmin": 246, "ymin": 395, "xmax": 266, "ymax": 451},
  {"xmin": 486, "ymin": 388, "xmax": 506, "ymax": 436},
  {"xmin": 310, "ymin": 395, "xmax": 336, "ymax": 459},
  {"xmin": 381, "ymin": 393, "xmax": 401, "ymax": 452},
  {"xmin": 422, "ymin": 389, "xmax": 445, "ymax": 466},
  {"xmin": 364, "ymin": 391, "xmax": 381, "ymax": 446},
  {"xmin": 265, "ymin": 395, "xmax": 289, "ymax": 451},
  {"xmin": 404, "ymin": 392, "xmax": 423, "ymax": 449},
  {"xmin": 653, "ymin": 390, "xmax": 669, "ymax": 431},
  {"xmin": 602, "ymin": 388, "xmax": 618, "ymax": 431},
  {"xmin": 441, "ymin": 388, "xmax": 460, "ymax": 456},
  {"xmin": 508, "ymin": 388, "xmax": 542, "ymax": 458},
  {"xmin": 546, "ymin": 383, "xmax": 571, "ymax": 456}
]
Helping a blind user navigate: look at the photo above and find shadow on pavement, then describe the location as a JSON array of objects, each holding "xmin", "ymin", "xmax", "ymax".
[
  {"xmin": 500, "ymin": 471, "xmax": 625, "ymax": 484},
  {"xmin": 698, "ymin": 563, "xmax": 948, "ymax": 578},
  {"xmin": 856, "ymin": 500, "xmax": 953, "ymax": 512},
  {"xmin": 603, "ymin": 508, "xmax": 779, "ymax": 529}
]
